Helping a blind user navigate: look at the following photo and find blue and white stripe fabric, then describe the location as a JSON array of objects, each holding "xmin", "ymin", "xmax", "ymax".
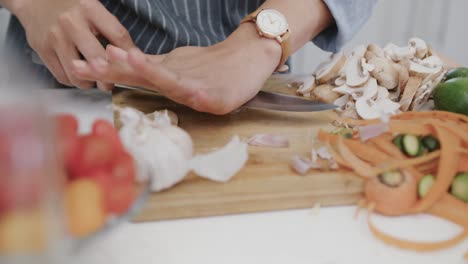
[{"xmin": 4, "ymin": 0, "xmax": 377, "ymax": 86}]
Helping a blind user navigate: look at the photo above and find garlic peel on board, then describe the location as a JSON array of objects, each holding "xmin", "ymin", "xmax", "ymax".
[{"xmin": 117, "ymin": 107, "xmax": 248, "ymax": 192}]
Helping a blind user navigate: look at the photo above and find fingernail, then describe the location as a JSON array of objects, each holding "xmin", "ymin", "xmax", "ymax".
[{"xmin": 72, "ymin": 60, "xmax": 87, "ymax": 69}]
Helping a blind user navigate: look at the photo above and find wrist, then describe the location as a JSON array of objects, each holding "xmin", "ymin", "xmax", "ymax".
[
  {"xmin": 224, "ymin": 23, "xmax": 282, "ymax": 72},
  {"xmin": 4, "ymin": 0, "xmax": 27, "ymax": 19}
]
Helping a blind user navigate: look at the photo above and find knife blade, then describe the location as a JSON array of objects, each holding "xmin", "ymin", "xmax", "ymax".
[
  {"xmin": 243, "ymin": 90, "xmax": 337, "ymax": 112},
  {"xmin": 115, "ymin": 84, "xmax": 337, "ymax": 112}
]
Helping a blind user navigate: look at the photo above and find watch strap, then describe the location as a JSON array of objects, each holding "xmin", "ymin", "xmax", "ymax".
[{"xmin": 241, "ymin": 9, "xmax": 292, "ymax": 72}]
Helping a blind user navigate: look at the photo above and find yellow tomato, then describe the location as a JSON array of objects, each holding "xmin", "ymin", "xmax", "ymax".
[
  {"xmin": 0, "ymin": 209, "xmax": 47, "ymax": 254},
  {"xmin": 65, "ymin": 179, "xmax": 105, "ymax": 238}
]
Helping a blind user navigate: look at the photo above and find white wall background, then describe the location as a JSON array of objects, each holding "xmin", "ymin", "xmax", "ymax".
[
  {"xmin": 0, "ymin": 9, "xmax": 9, "ymax": 47},
  {"xmin": 291, "ymin": 0, "xmax": 468, "ymax": 74},
  {"xmin": 0, "ymin": 0, "xmax": 467, "ymax": 72}
]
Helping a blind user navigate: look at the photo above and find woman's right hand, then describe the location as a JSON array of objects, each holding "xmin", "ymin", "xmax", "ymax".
[{"xmin": 12, "ymin": 0, "xmax": 135, "ymax": 90}]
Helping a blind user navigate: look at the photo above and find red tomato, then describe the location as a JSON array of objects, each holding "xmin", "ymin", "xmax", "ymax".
[
  {"xmin": 92, "ymin": 119, "xmax": 123, "ymax": 151},
  {"xmin": 54, "ymin": 114, "xmax": 79, "ymax": 169},
  {"xmin": 106, "ymin": 183, "xmax": 135, "ymax": 215},
  {"xmin": 81, "ymin": 169, "xmax": 111, "ymax": 195},
  {"xmin": 106, "ymin": 152, "xmax": 136, "ymax": 214},
  {"xmin": 111, "ymin": 152, "xmax": 136, "ymax": 183},
  {"xmin": 82, "ymin": 168, "xmax": 134, "ymax": 215},
  {"xmin": 55, "ymin": 114, "xmax": 78, "ymax": 136},
  {"xmin": 68, "ymin": 135, "xmax": 115, "ymax": 178}
]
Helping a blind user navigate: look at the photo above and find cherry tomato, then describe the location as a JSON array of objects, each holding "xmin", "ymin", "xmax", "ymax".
[
  {"xmin": 92, "ymin": 119, "xmax": 123, "ymax": 151},
  {"xmin": 65, "ymin": 179, "xmax": 106, "ymax": 238},
  {"xmin": 111, "ymin": 152, "xmax": 136, "ymax": 183},
  {"xmin": 106, "ymin": 183, "xmax": 135, "ymax": 215},
  {"xmin": 55, "ymin": 114, "xmax": 78, "ymax": 137},
  {"xmin": 106, "ymin": 152, "xmax": 136, "ymax": 214},
  {"xmin": 54, "ymin": 114, "xmax": 79, "ymax": 169},
  {"xmin": 68, "ymin": 135, "xmax": 115, "ymax": 178}
]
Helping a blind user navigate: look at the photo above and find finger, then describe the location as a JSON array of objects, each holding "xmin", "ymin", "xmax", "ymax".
[
  {"xmin": 40, "ymin": 50, "xmax": 72, "ymax": 86},
  {"xmin": 54, "ymin": 33, "xmax": 94, "ymax": 89},
  {"xmin": 60, "ymin": 12, "xmax": 105, "ymax": 60},
  {"xmin": 106, "ymin": 44, "xmax": 128, "ymax": 62},
  {"xmin": 81, "ymin": 0, "xmax": 135, "ymax": 50},
  {"xmin": 59, "ymin": 14, "xmax": 113, "ymax": 91},
  {"xmin": 71, "ymin": 60, "xmax": 96, "ymax": 81},
  {"xmin": 73, "ymin": 58, "xmax": 154, "ymax": 89},
  {"xmin": 127, "ymin": 48, "xmax": 182, "ymax": 95}
]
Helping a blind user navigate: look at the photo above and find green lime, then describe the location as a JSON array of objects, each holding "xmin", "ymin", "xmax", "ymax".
[
  {"xmin": 445, "ymin": 67, "xmax": 468, "ymax": 82},
  {"xmin": 433, "ymin": 77, "xmax": 468, "ymax": 115}
]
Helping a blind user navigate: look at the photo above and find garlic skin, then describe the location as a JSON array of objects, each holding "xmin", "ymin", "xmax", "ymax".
[{"xmin": 189, "ymin": 136, "xmax": 248, "ymax": 182}]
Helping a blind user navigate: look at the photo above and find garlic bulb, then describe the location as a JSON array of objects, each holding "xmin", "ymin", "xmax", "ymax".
[{"xmin": 117, "ymin": 107, "xmax": 248, "ymax": 192}]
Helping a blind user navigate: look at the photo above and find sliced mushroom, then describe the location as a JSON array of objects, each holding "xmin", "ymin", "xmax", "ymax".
[
  {"xmin": 399, "ymin": 76, "xmax": 422, "ymax": 111},
  {"xmin": 356, "ymin": 95, "xmax": 400, "ymax": 120},
  {"xmin": 346, "ymin": 55, "xmax": 370, "ymax": 87},
  {"xmin": 362, "ymin": 58, "xmax": 376, "ymax": 72},
  {"xmin": 369, "ymin": 57, "xmax": 399, "ymax": 89},
  {"xmin": 420, "ymin": 55, "xmax": 444, "ymax": 68},
  {"xmin": 296, "ymin": 76, "xmax": 317, "ymax": 96},
  {"xmin": 394, "ymin": 59, "xmax": 410, "ymax": 89},
  {"xmin": 334, "ymin": 94, "xmax": 350, "ymax": 110},
  {"xmin": 312, "ymin": 84, "xmax": 340, "ymax": 104},
  {"xmin": 355, "ymin": 98, "xmax": 382, "ymax": 120},
  {"xmin": 409, "ymin": 70, "xmax": 447, "ymax": 111},
  {"xmin": 365, "ymin": 44, "xmax": 385, "ymax": 61},
  {"xmin": 408, "ymin": 37, "xmax": 428, "ymax": 59},
  {"xmin": 352, "ymin": 44, "xmax": 368, "ymax": 58},
  {"xmin": 315, "ymin": 52, "xmax": 346, "ymax": 84},
  {"xmin": 409, "ymin": 61, "xmax": 442, "ymax": 78},
  {"xmin": 376, "ymin": 86, "xmax": 390, "ymax": 101},
  {"xmin": 334, "ymin": 74, "xmax": 346, "ymax": 86},
  {"xmin": 384, "ymin": 44, "xmax": 416, "ymax": 62},
  {"xmin": 341, "ymin": 101, "xmax": 360, "ymax": 120},
  {"xmin": 334, "ymin": 77, "xmax": 378, "ymax": 101}
]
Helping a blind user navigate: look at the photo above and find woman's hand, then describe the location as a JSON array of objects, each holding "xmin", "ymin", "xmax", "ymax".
[
  {"xmin": 72, "ymin": 24, "xmax": 282, "ymax": 114},
  {"xmin": 12, "ymin": 0, "xmax": 135, "ymax": 90}
]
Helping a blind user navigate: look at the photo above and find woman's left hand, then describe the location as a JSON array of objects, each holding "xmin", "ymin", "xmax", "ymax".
[{"xmin": 72, "ymin": 23, "xmax": 281, "ymax": 114}]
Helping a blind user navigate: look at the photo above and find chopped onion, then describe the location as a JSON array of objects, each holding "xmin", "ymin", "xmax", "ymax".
[
  {"xmin": 247, "ymin": 134, "xmax": 290, "ymax": 148},
  {"xmin": 358, "ymin": 123, "xmax": 389, "ymax": 142},
  {"xmin": 290, "ymin": 155, "xmax": 321, "ymax": 175},
  {"xmin": 316, "ymin": 146, "xmax": 333, "ymax": 161},
  {"xmin": 190, "ymin": 136, "xmax": 248, "ymax": 182}
]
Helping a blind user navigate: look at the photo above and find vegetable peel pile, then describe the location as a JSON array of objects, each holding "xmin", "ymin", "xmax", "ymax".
[{"xmin": 314, "ymin": 111, "xmax": 468, "ymax": 255}]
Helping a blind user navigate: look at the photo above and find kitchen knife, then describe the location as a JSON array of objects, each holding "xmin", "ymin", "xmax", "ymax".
[{"xmin": 115, "ymin": 84, "xmax": 338, "ymax": 112}]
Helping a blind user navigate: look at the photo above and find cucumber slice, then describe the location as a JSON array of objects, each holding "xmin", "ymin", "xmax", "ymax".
[
  {"xmin": 451, "ymin": 172, "xmax": 468, "ymax": 202},
  {"xmin": 392, "ymin": 134, "xmax": 404, "ymax": 151},
  {"xmin": 378, "ymin": 171, "xmax": 404, "ymax": 188},
  {"xmin": 421, "ymin": 135, "xmax": 440, "ymax": 152},
  {"xmin": 402, "ymin": 134, "xmax": 422, "ymax": 157},
  {"xmin": 418, "ymin": 174, "xmax": 436, "ymax": 198}
]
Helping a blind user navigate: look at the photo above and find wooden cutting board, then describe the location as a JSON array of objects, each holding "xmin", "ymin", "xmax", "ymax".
[{"xmin": 112, "ymin": 83, "xmax": 364, "ymax": 223}]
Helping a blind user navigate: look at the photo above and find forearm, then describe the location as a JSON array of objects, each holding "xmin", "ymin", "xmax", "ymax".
[
  {"xmin": 0, "ymin": 0, "xmax": 22, "ymax": 13},
  {"xmin": 260, "ymin": 0, "xmax": 334, "ymax": 53}
]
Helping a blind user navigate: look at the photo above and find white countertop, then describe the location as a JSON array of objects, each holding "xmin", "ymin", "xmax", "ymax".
[{"xmin": 43, "ymin": 89, "xmax": 467, "ymax": 264}]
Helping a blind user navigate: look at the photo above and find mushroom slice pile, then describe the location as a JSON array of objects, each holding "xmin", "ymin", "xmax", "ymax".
[{"xmin": 297, "ymin": 37, "xmax": 447, "ymax": 120}]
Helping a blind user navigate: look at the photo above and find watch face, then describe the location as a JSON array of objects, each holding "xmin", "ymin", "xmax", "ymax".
[{"xmin": 256, "ymin": 9, "xmax": 288, "ymax": 37}]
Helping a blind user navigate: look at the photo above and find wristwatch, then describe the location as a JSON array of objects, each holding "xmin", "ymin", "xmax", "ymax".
[{"xmin": 241, "ymin": 8, "xmax": 291, "ymax": 72}]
